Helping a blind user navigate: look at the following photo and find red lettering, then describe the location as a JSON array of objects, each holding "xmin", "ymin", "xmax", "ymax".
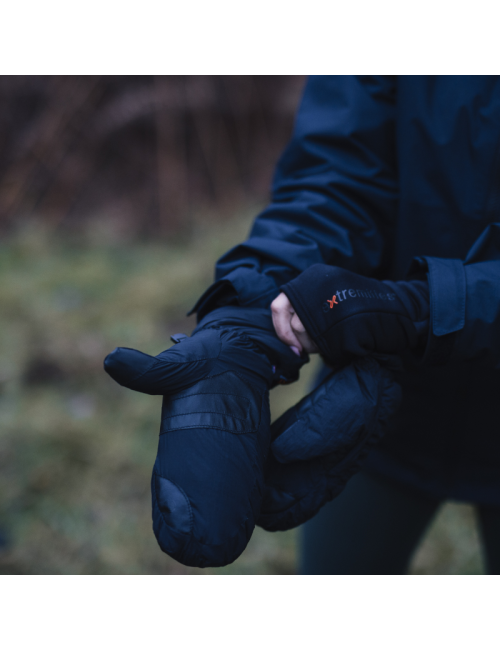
[{"xmin": 327, "ymin": 295, "xmax": 338, "ymax": 308}]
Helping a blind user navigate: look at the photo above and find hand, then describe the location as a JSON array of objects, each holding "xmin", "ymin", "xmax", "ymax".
[
  {"xmin": 280, "ymin": 264, "xmax": 429, "ymax": 364},
  {"xmin": 271, "ymin": 292, "xmax": 319, "ymax": 356}
]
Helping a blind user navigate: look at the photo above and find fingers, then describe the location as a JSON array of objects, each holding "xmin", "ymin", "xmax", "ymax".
[
  {"xmin": 291, "ymin": 313, "xmax": 319, "ymax": 354},
  {"xmin": 271, "ymin": 293, "xmax": 303, "ymax": 354},
  {"xmin": 271, "ymin": 293, "xmax": 319, "ymax": 356}
]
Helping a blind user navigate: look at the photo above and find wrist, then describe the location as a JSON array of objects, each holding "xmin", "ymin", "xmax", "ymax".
[{"xmin": 281, "ymin": 264, "xmax": 428, "ymax": 363}]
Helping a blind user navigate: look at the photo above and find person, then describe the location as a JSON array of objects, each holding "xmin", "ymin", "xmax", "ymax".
[{"xmin": 190, "ymin": 76, "xmax": 500, "ymax": 574}]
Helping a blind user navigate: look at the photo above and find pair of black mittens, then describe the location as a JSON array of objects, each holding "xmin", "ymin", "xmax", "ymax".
[{"xmin": 104, "ymin": 310, "xmax": 401, "ymax": 563}]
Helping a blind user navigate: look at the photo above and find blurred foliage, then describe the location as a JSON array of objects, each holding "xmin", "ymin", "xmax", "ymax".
[
  {"xmin": 0, "ymin": 76, "xmax": 305, "ymax": 239},
  {"xmin": 0, "ymin": 211, "xmax": 314, "ymax": 574},
  {"xmin": 412, "ymin": 503, "xmax": 484, "ymax": 574},
  {"xmin": 0, "ymin": 214, "xmax": 486, "ymax": 574}
]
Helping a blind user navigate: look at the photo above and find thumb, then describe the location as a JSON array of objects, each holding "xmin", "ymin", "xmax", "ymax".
[
  {"xmin": 104, "ymin": 330, "xmax": 221, "ymax": 395},
  {"xmin": 104, "ymin": 347, "xmax": 160, "ymax": 394}
]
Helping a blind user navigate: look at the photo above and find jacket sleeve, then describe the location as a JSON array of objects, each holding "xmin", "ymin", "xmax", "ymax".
[
  {"xmin": 412, "ymin": 223, "xmax": 500, "ymax": 368},
  {"xmin": 191, "ymin": 75, "xmax": 399, "ymax": 319}
]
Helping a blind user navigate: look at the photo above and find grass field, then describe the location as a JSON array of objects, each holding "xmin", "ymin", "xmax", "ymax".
[{"xmin": 0, "ymin": 213, "xmax": 486, "ymax": 574}]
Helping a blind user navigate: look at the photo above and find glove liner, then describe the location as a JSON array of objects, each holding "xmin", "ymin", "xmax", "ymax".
[{"xmin": 281, "ymin": 264, "xmax": 429, "ymax": 364}]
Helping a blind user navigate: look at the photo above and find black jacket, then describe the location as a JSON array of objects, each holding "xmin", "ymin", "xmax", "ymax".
[{"xmin": 192, "ymin": 76, "xmax": 500, "ymax": 506}]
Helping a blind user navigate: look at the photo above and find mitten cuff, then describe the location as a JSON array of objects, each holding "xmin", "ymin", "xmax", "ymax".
[{"xmin": 194, "ymin": 306, "xmax": 307, "ymax": 386}]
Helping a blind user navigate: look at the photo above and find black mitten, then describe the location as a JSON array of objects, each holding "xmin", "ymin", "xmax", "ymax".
[
  {"xmin": 104, "ymin": 307, "xmax": 303, "ymax": 568},
  {"xmin": 257, "ymin": 357, "xmax": 401, "ymax": 532},
  {"xmin": 281, "ymin": 264, "xmax": 429, "ymax": 365}
]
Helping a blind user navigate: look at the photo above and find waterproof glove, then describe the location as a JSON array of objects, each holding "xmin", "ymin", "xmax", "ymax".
[
  {"xmin": 281, "ymin": 264, "xmax": 430, "ymax": 365},
  {"xmin": 104, "ymin": 307, "xmax": 303, "ymax": 568},
  {"xmin": 257, "ymin": 357, "xmax": 401, "ymax": 532}
]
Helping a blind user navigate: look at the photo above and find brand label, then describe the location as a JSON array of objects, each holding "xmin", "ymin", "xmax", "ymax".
[{"xmin": 323, "ymin": 288, "xmax": 397, "ymax": 312}]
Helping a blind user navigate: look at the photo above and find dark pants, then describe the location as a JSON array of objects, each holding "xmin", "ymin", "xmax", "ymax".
[{"xmin": 299, "ymin": 470, "xmax": 500, "ymax": 575}]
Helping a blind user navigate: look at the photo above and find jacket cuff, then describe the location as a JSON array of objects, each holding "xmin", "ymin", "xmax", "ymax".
[
  {"xmin": 409, "ymin": 256, "xmax": 465, "ymax": 365},
  {"xmin": 188, "ymin": 268, "xmax": 281, "ymax": 321}
]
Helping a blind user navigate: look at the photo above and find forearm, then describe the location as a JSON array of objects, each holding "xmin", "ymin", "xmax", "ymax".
[
  {"xmin": 191, "ymin": 76, "xmax": 398, "ymax": 320},
  {"xmin": 275, "ymin": 222, "xmax": 500, "ymax": 370}
]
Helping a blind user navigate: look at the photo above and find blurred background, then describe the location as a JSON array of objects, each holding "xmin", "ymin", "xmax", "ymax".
[{"xmin": 0, "ymin": 75, "xmax": 485, "ymax": 574}]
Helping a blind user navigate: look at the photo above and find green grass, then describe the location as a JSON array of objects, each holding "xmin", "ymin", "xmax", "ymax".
[{"xmin": 0, "ymin": 214, "xmax": 486, "ymax": 574}]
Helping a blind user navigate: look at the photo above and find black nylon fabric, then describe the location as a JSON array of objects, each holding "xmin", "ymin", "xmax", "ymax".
[
  {"xmin": 104, "ymin": 308, "xmax": 306, "ymax": 568},
  {"xmin": 189, "ymin": 77, "xmax": 500, "ymax": 505}
]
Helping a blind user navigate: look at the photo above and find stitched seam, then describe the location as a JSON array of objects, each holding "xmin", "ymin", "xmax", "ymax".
[
  {"xmin": 163, "ymin": 410, "xmax": 248, "ymax": 421},
  {"xmin": 261, "ymin": 468, "xmax": 326, "ymax": 521},
  {"xmin": 134, "ymin": 354, "xmax": 218, "ymax": 382},
  {"xmin": 323, "ymin": 419, "xmax": 378, "ymax": 474},
  {"xmin": 229, "ymin": 396, "xmax": 267, "ymax": 495},
  {"xmin": 155, "ymin": 473, "xmax": 261, "ymax": 552},
  {"xmin": 273, "ymin": 388, "xmax": 335, "ymax": 458},
  {"xmin": 157, "ymin": 357, "xmax": 214, "ymax": 363},
  {"xmin": 169, "ymin": 392, "xmax": 251, "ymax": 405},
  {"xmin": 165, "ymin": 330, "xmax": 223, "ymax": 363},
  {"xmin": 205, "ymin": 369, "xmax": 267, "ymax": 392},
  {"xmin": 160, "ymin": 424, "xmax": 257, "ymax": 435},
  {"xmin": 232, "ymin": 370, "xmax": 268, "ymax": 394},
  {"xmin": 130, "ymin": 336, "xmax": 222, "ymax": 384},
  {"xmin": 161, "ymin": 387, "xmax": 264, "ymax": 435},
  {"xmin": 127, "ymin": 357, "xmax": 160, "ymax": 382}
]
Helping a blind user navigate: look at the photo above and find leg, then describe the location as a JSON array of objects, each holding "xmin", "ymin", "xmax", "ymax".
[
  {"xmin": 476, "ymin": 505, "xmax": 500, "ymax": 575},
  {"xmin": 299, "ymin": 470, "xmax": 441, "ymax": 574}
]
